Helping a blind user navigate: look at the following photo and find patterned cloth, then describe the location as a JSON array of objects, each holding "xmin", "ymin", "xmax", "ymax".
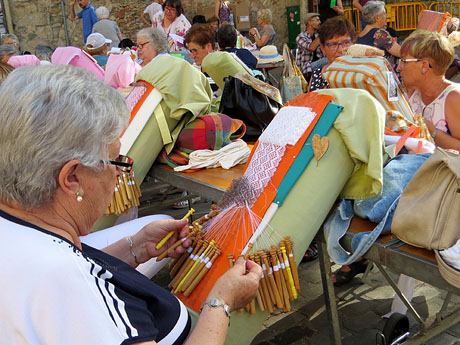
[
  {"xmin": 296, "ymin": 30, "xmax": 323, "ymax": 74},
  {"xmin": 357, "ymin": 28, "xmax": 396, "ymax": 59},
  {"xmin": 151, "ymin": 12, "xmax": 191, "ymax": 51},
  {"xmin": 159, "ymin": 114, "xmax": 245, "ymax": 169},
  {"xmin": 309, "ymin": 67, "xmax": 329, "ymax": 91}
]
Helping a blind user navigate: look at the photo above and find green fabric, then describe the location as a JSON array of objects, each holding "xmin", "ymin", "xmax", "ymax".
[
  {"xmin": 136, "ymin": 55, "xmax": 213, "ymax": 153},
  {"xmin": 317, "ymin": 88, "xmax": 385, "ymax": 200},
  {"xmin": 201, "ymin": 51, "xmax": 250, "ymax": 90},
  {"xmin": 93, "ymin": 56, "xmax": 213, "ymax": 231}
]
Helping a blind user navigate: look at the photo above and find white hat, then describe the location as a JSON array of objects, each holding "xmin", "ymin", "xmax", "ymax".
[
  {"xmin": 257, "ymin": 45, "xmax": 283, "ymax": 64},
  {"xmin": 86, "ymin": 33, "xmax": 112, "ymax": 49}
]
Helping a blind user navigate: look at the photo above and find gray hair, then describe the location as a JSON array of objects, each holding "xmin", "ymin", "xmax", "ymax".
[
  {"xmin": 96, "ymin": 6, "xmax": 110, "ymax": 20},
  {"xmin": 0, "ymin": 44, "xmax": 19, "ymax": 60},
  {"xmin": 1, "ymin": 33, "xmax": 19, "ymax": 46},
  {"xmin": 34, "ymin": 44, "xmax": 54, "ymax": 61},
  {"xmin": 257, "ymin": 9, "xmax": 272, "ymax": 25},
  {"xmin": 363, "ymin": 1, "xmax": 386, "ymax": 24},
  {"xmin": 0, "ymin": 65, "xmax": 129, "ymax": 209},
  {"xmin": 137, "ymin": 27, "xmax": 169, "ymax": 54}
]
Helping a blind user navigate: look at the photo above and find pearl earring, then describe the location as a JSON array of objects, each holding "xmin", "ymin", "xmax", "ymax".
[{"xmin": 76, "ymin": 192, "xmax": 83, "ymax": 202}]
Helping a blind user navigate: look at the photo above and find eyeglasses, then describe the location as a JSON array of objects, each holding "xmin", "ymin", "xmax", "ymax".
[
  {"xmin": 137, "ymin": 41, "xmax": 151, "ymax": 50},
  {"xmin": 102, "ymin": 155, "xmax": 133, "ymax": 173},
  {"xmin": 324, "ymin": 39, "xmax": 353, "ymax": 51},
  {"xmin": 188, "ymin": 47, "xmax": 203, "ymax": 55},
  {"xmin": 398, "ymin": 58, "xmax": 432, "ymax": 68},
  {"xmin": 164, "ymin": 6, "xmax": 177, "ymax": 13}
]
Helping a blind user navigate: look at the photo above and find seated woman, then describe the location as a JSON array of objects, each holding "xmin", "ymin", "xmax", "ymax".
[
  {"xmin": 151, "ymin": 0, "xmax": 191, "ymax": 51},
  {"xmin": 0, "ymin": 65, "xmax": 261, "ymax": 344},
  {"xmin": 136, "ymin": 27, "xmax": 169, "ymax": 66},
  {"xmin": 308, "ymin": 16, "xmax": 356, "ymax": 92},
  {"xmin": 398, "ymin": 30, "xmax": 460, "ymax": 151},
  {"xmin": 184, "ymin": 23, "xmax": 219, "ymax": 91},
  {"xmin": 357, "ymin": 1, "xmax": 401, "ymax": 61},
  {"xmin": 249, "ymin": 9, "xmax": 276, "ymax": 48},
  {"xmin": 85, "ymin": 32, "xmax": 112, "ymax": 68},
  {"xmin": 217, "ymin": 24, "xmax": 258, "ymax": 70}
]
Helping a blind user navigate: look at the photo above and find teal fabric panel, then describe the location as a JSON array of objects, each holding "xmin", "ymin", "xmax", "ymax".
[{"xmin": 274, "ymin": 102, "xmax": 344, "ymax": 206}]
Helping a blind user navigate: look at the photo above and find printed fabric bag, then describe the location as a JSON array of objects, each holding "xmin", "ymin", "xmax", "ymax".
[
  {"xmin": 417, "ymin": 10, "xmax": 452, "ymax": 36},
  {"xmin": 391, "ymin": 147, "xmax": 460, "ymax": 250},
  {"xmin": 323, "ymin": 56, "xmax": 423, "ymax": 137},
  {"xmin": 280, "ymin": 43, "xmax": 307, "ymax": 103}
]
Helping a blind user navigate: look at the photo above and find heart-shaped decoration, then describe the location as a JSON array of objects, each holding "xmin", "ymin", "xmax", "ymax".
[{"xmin": 312, "ymin": 134, "xmax": 329, "ymax": 161}]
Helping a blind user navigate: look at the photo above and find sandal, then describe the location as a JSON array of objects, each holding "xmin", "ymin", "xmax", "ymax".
[
  {"xmin": 333, "ymin": 259, "xmax": 371, "ymax": 287},
  {"xmin": 302, "ymin": 240, "xmax": 319, "ymax": 262}
]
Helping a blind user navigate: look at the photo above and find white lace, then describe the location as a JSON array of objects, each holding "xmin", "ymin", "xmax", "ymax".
[
  {"xmin": 258, "ymin": 106, "xmax": 317, "ymax": 146},
  {"xmin": 242, "ymin": 106, "xmax": 317, "ymax": 207}
]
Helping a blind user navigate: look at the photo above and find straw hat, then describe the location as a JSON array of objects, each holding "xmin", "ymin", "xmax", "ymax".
[{"xmin": 257, "ymin": 45, "xmax": 283, "ymax": 64}]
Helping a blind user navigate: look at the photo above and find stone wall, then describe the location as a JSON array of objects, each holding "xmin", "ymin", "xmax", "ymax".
[{"xmin": 5, "ymin": 0, "xmax": 304, "ymax": 52}]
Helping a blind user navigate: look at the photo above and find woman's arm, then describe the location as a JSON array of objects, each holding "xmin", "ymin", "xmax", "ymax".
[
  {"xmin": 352, "ymin": 0, "xmax": 364, "ymax": 11},
  {"xmin": 141, "ymin": 12, "xmax": 151, "ymax": 26},
  {"xmin": 432, "ymin": 88, "xmax": 460, "ymax": 151},
  {"xmin": 387, "ymin": 41, "xmax": 401, "ymax": 58},
  {"xmin": 215, "ymin": 0, "xmax": 221, "ymax": 19},
  {"xmin": 102, "ymin": 219, "xmax": 191, "ymax": 267},
  {"xmin": 133, "ymin": 258, "xmax": 262, "ymax": 345},
  {"xmin": 255, "ymin": 34, "xmax": 270, "ymax": 48},
  {"xmin": 333, "ymin": 0, "xmax": 344, "ymax": 15}
]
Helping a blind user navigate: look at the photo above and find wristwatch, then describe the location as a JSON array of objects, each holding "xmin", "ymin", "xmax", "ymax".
[{"xmin": 200, "ymin": 298, "xmax": 231, "ymax": 321}]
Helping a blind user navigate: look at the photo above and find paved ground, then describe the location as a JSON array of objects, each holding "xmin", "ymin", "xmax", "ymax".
[{"xmin": 143, "ymin": 191, "xmax": 460, "ymax": 345}]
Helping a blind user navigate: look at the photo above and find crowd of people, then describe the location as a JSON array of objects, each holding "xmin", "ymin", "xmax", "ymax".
[{"xmin": 1, "ymin": 0, "xmax": 460, "ymax": 344}]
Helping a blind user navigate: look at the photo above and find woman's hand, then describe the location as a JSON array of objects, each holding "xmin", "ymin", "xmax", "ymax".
[
  {"xmin": 207, "ymin": 257, "xmax": 262, "ymax": 312},
  {"xmin": 133, "ymin": 219, "xmax": 192, "ymax": 262}
]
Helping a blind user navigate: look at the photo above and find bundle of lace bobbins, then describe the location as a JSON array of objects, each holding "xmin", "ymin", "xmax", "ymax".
[
  {"xmin": 227, "ymin": 237, "xmax": 300, "ymax": 315},
  {"xmin": 160, "ymin": 204, "xmax": 301, "ymax": 315},
  {"xmin": 106, "ymin": 170, "xmax": 141, "ymax": 216},
  {"xmin": 155, "ymin": 206, "xmax": 222, "ymax": 297}
]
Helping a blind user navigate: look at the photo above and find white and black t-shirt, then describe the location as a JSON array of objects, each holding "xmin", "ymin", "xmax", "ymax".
[{"xmin": 0, "ymin": 209, "xmax": 191, "ymax": 345}]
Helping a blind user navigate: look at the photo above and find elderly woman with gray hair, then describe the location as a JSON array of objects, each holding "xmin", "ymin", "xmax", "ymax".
[
  {"xmin": 357, "ymin": 0, "xmax": 401, "ymax": 59},
  {"xmin": 0, "ymin": 65, "xmax": 261, "ymax": 344},
  {"xmin": 92, "ymin": 6, "xmax": 123, "ymax": 48},
  {"xmin": 136, "ymin": 26, "xmax": 169, "ymax": 66},
  {"xmin": 0, "ymin": 44, "xmax": 18, "ymax": 63}
]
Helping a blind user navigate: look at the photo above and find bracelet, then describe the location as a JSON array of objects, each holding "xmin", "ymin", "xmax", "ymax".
[
  {"xmin": 432, "ymin": 128, "xmax": 439, "ymax": 141},
  {"xmin": 200, "ymin": 298, "xmax": 231, "ymax": 325},
  {"xmin": 128, "ymin": 236, "xmax": 141, "ymax": 265}
]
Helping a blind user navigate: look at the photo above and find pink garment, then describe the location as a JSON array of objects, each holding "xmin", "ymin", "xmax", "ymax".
[
  {"xmin": 408, "ymin": 84, "xmax": 460, "ymax": 133},
  {"xmin": 51, "ymin": 46, "xmax": 105, "ymax": 81},
  {"xmin": 104, "ymin": 54, "xmax": 141, "ymax": 89},
  {"xmin": 7, "ymin": 55, "xmax": 40, "ymax": 68}
]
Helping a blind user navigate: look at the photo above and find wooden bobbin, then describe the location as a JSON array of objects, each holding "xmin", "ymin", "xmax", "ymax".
[
  {"xmin": 285, "ymin": 237, "xmax": 300, "ymax": 292},
  {"xmin": 276, "ymin": 248, "xmax": 294, "ymax": 301},
  {"xmin": 255, "ymin": 253, "xmax": 273, "ymax": 313}
]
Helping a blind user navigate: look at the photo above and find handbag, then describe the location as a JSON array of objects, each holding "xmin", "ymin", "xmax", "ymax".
[
  {"xmin": 391, "ymin": 147, "xmax": 460, "ymax": 251},
  {"xmin": 280, "ymin": 43, "xmax": 306, "ymax": 103},
  {"xmin": 219, "ymin": 75, "xmax": 281, "ymax": 141}
]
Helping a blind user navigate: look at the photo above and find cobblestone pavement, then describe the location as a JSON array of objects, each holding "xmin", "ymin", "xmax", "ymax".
[{"xmin": 145, "ymin": 195, "xmax": 460, "ymax": 345}]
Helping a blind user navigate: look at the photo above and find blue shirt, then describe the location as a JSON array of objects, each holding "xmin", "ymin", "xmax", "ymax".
[{"xmin": 77, "ymin": 4, "xmax": 98, "ymax": 43}]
